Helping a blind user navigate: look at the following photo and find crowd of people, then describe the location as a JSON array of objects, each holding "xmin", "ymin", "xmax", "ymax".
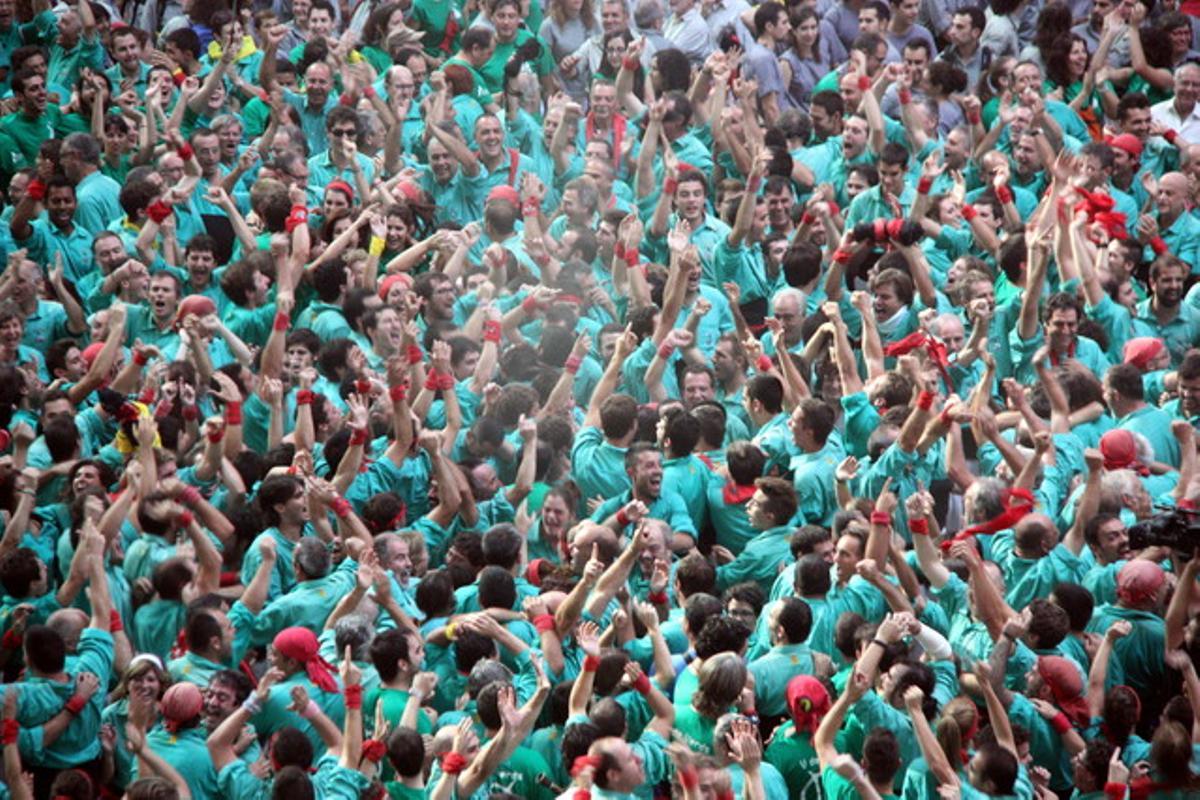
[{"xmin": 5, "ymin": 0, "xmax": 1200, "ymax": 797}]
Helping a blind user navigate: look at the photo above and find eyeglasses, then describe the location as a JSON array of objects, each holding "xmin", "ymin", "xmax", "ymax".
[{"xmin": 330, "ymin": 127, "xmax": 357, "ymax": 138}]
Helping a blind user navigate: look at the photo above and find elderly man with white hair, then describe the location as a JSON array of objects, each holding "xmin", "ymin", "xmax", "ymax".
[
  {"xmin": 762, "ymin": 289, "xmax": 808, "ymax": 357},
  {"xmin": 1151, "ymin": 62, "xmax": 1200, "ymax": 145}
]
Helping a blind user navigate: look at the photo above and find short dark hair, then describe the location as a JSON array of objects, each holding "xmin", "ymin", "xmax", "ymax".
[
  {"xmin": 746, "ymin": 374, "xmax": 784, "ymax": 414},
  {"xmin": 24, "ymin": 625, "xmax": 66, "ymax": 673},
  {"xmin": 776, "ymin": 597, "xmax": 813, "ymax": 643},
  {"xmin": 953, "ymin": 6, "xmax": 985, "ymax": 33},
  {"xmin": 370, "ymin": 628, "xmax": 417, "ymax": 683},
  {"xmin": 754, "ymin": 477, "xmax": 798, "ymax": 526}
]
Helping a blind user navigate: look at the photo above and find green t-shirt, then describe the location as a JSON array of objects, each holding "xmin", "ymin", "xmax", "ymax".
[{"xmin": 764, "ymin": 722, "xmax": 822, "ymax": 800}]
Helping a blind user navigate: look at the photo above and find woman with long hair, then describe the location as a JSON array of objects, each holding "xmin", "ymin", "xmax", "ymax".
[
  {"xmin": 99, "ymin": 655, "xmax": 170, "ymax": 792},
  {"xmin": 1043, "ymin": 33, "xmax": 1111, "ymax": 137},
  {"xmin": 780, "ymin": 6, "xmax": 834, "ymax": 111},
  {"xmin": 540, "ymin": 0, "xmax": 601, "ymax": 103},
  {"xmin": 674, "ymin": 652, "xmax": 749, "ymax": 754}
]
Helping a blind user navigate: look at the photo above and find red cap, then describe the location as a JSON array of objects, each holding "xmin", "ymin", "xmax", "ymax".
[
  {"xmin": 486, "ymin": 185, "xmax": 520, "ymax": 206},
  {"xmin": 378, "ymin": 272, "xmax": 412, "ymax": 301},
  {"xmin": 1122, "ymin": 337, "xmax": 1165, "ymax": 370},
  {"xmin": 1117, "ymin": 560, "xmax": 1166, "ymax": 606},
  {"xmin": 1106, "ymin": 133, "xmax": 1143, "ymax": 159}
]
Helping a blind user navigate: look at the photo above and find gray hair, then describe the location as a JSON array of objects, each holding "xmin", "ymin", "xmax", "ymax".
[
  {"xmin": 294, "ymin": 537, "xmax": 331, "ymax": 579},
  {"xmin": 334, "ymin": 615, "xmax": 375, "ymax": 661},
  {"xmin": 467, "ymin": 660, "xmax": 512, "ymax": 698},
  {"xmin": 634, "ymin": 0, "xmax": 663, "ymax": 29},
  {"xmin": 62, "ymin": 132, "xmax": 101, "ymax": 165}
]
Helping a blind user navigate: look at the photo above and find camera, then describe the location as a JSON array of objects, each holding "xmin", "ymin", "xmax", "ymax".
[
  {"xmin": 851, "ymin": 219, "xmax": 924, "ymax": 247},
  {"xmin": 1127, "ymin": 506, "xmax": 1200, "ymax": 552}
]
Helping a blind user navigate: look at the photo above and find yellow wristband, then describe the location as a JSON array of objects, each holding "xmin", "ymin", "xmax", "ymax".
[
  {"xmin": 445, "ymin": 622, "xmax": 458, "ymax": 641},
  {"xmin": 348, "ymin": 50, "xmax": 363, "ymax": 65},
  {"xmin": 369, "ymin": 236, "xmax": 386, "ymax": 256}
]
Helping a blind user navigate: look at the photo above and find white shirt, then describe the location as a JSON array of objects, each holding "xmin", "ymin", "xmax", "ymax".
[
  {"xmin": 663, "ymin": 6, "xmax": 712, "ymax": 66},
  {"xmin": 1151, "ymin": 97, "xmax": 1200, "ymax": 146}
]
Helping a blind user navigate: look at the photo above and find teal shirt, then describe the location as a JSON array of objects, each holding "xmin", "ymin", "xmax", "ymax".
[
  {"xmin": 753, "ymin": 412, "xmax": 796, "ymax": 477},
  {"xmin": 249, "ymin": 559, "xmax": 358, "ymax": 646},
  {"xmin": 74, "ymin": 169, "xmax": 123, "ymax": 236},
  {"xmin": 706, "ymin": 474, "xmax": 760, "ymax": 556},
  {"xmin": 251, "ymin": 670, "xmax": 345, "ymax": 753},
  {"xmin": 1117, "ymin": 404, "xmax": 1181, "ymax": 467},
  {"xmin": 749, "ymin": 642, "xmax": 816, "ymax": 716},
  {"xmin": 1084, "ymin": 603, "xmax": 1165, "ymax": 697},
  {"xmin": 716, "ymin": 525, "xmax": 795, "ymax": 595},
  {"xmin": 790, "ymin": 439, "xmax": 843, "ymax": 527},
  {"xmin": 570, "ymin": 425, "xmax": 630, "ymax": 503},
  {"xmin": 131, "ymin": 726, "xmax": 219, "ymax": 800}
]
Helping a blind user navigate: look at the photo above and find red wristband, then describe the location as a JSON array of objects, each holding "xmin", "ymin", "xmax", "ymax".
[
  {"xmin": 176, "ymin": 510, "xmax": 194, "ymax": 528},
  {"xmin": 870, "ymin": 510, "xmax": 892, "ymax": 526},
  {"xmin": 132, "ymin": 348, "xmax": 149, "ymax": 366},
  {"xmin": 827, "ymin": 200, "xmax": 840, "ymax": 216},
  {"xmin": 917, "ymin": 176, "xmax": 932, "ymax": 195},
  {"xmin": 1, "ymin": 629, "xmax": 21, "ymax": 649},
  {"xmin": 658, "ymin": 343, "xmax": 675, "ymax": 360},
  {"xmin": 363, "ymin": 85, "xmax": 377, "ymax": 100},
  {"xmin": 424, "ymin": 370, "xmax": 442, "ymax": 391},
  {"xmin": 564, "ymin": 355, "xmax": 582, "ymax": 374},
  {"xmin": 437, "ymin": 373, "xmax": 455, "ymax": 391},
  {"xmin": 483, "ymin": 320, "xmax": 502, "ymax": 343},
  {"xmin": 407, "ymin": 344, "xmax": 424, "ymax": 365},
  {"xmin": 583, "ymin": 654, "xmax": 600, "ymax": 672},
  {"xmin": 172, "ymin": 68, "xmax": 186, "ymax": 87},
  {"xmin": 664, "ymin": 177, "xmax": 678, "ymax": 196},
  {"xmin": 622, "ymin": 56, "xmax": 640, "ymax": 71},
  {"xmin": 832, "ymin": 248, "xmax": 852, "ymax": 264},
  {"xmin": 756, "ymin": 355, "xmax": 773, "ymax": 372},
  {"xmin": 648, "ymin": 590, "xmax": 668, "ymax": 605},
  {"xmin": 147, "ymin": 200, "xmax": 172, "ymax": 224},
  {"xmin": 966, "ymin": 110, "xmax": 981, "ymax": 125},
  {"xmin": 181, "ymin": 404, "xmax": 199, "ymax": 421},
  {"xmin": 916, "ymin": 390, "xmax": 934, "ymax": 410},
  {"xmin": 441, "ymin": 751, "xmax": 468, "ymax": 774},
  {"xmin": 296, "ymin": 389, "xmax": 315, "ymax": 406},
  {"xmin": 1049, "ymin": 712, "xmax": 1072, "ymax": 734},
  {"xmin": 533, "ymin": 614, "xmax": 556, "ymax": 633},
  {"xmin": 179, "ymin": 486, "xmax": 202, "ymax": 507},
  {"xmin": 389, "ymin": 383, "xmax": 408, "ymax": 403},
  {"xmin": 995, "ymin": 184, "xmax": 1014, "ymax": 204},
  {"xmin": 25, "ymin": 179, "xmax": 45, "ymax": 202},
  {"xmin": 109, "ymin": 609, "xmax": 124, "ymax": 633},
  {"xmin": 624, "ymin": 247, "xmax": 639, "ymax": 267},
  {"xmin": 1104, "ymin": 782, "xmax": 1128, "ymax": 800},
  {"xmin": 616, "ymin": 508, "xmax": 630, "ymax": 527},
  {"xmin": 857, "ymin": 75, "xmax": 870, "ymax": 91},
  {"xmin": 273, "ymin": 311, "xmax": 290, "ymax": 331},
  {"xmin": 65, "ymin": 694, "xmax": 88, "ymax": 715},
  {"xmin": 898, "ymin": 87, "xmax": 912, "ymax": 105},
  {"xmin": 344, "ymin": 683, "xmax": 363, "ymax": 709},
  {"xmin": 0, "ymin": 718, "xmax": 16, "ymax": 745},
  {"xmin": 224, "ymin": 401, "xmax": 243, "ymax": 426},
  {"xmin": 1150, "ymin": 236, "xmax": 1169, "ymax": 256},
  {"xmin": 349, "ymin": 427, "xmax": 368, "ymax": 446},
  {"xmin": 1166, "ymin": 129, "xmax": 1180, "ymax": 145},
  {"xmin": 614, "ymin": 241, "xmax": 626, "ymax": 259},
  {"xmin": 521, "ymin": 295, "xmax": 541, "ymax": 314},
  {"xmin": 632, "ymin": 671, "xmax": 651, "ymax": 695},
  {"xmin": 521, "ymin": 200, "xmax": 540, "ymax": 218},
  {"xmin": 177, "ymin": 143, "xmax": 194, "ymax": 161},
  {"xmin": 1179, "ymin": 498, "xmax": 1198, "ymax": 510},
  {"xmin": 361, "ymin": 738, "xmax": 386, "ymax": 763},
  {"xmin": 909, "ymin": 517, "xmax": 929, "ymax": 535},
  {"xmin": 331, "ymin": 497, "xmax": 352, "ymax": 519},
  {"xmin": 285, "ymin": 205, "xmax": 309, "ymax": 233},
  {"xmin": 354, "ymin": 379, "xmax": 371, "ymax": 396},
  {"xmin": 961, "ymin": 204, "xmax": 978, "ymax": 221},
  {"xmin": 801, "ymin": 211, "xmax": 816, "ymax": 225},
  {"xmin": 207, "ymin": 426, "xmax": 225, "ymax": 443},
  {"xmin": 679, "ymin": 764, "xmax": 700, "ymax": 791}
]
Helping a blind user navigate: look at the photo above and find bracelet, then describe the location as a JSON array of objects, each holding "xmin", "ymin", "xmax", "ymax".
[
  {"xmin": 827, "ymin": 200, "xmax": 840, "ymax": 216},
  {"xmin": 273, "ymin": 310, "xmax": 290, "ymax": 331},
  {"xmin": 25, "ymin": 179, "xmax": 46, "ymax": 202},
  {"xmin": 132, "ymin": 349, "xmax": 149, "ymax": 366},
  {"xmin": 916, "ymin": 390, "xmax": 934, "ymax": 410},
  {"xmin": 533, "ymin": 613, "xmax": 556, "ymax": 633},
  {"xmin": 177, "ymin": 143, "xmax": 194, "ymax": 161},
  {"xmin": 663, "ymin": 177, "xmax": 678, "ymax": 196},
  {"xmin": 179, "ymin": 486, "xmax": 202, "ymax": 507},
  {"xmin": 424, "ymin": 370, "xmax": 442, "ymax": 391},
  {"xmin": 224, "ymin": 401, "xmax": 243, "ymax": 425},
  {"xmin": 331, "ymin": 497, "xmax": 352, "ymax": 519},
  {"xmin": 917, "ymin": 176, "xmax": 932, "ymax": 195},
  {"xmin": 909, "ymin": 517, "xmax": 929, "ymax": 535},
  {"xmin": 172, "ymin": 68, "xmax": 185, "ymax": 86},
  {"xmin": 1104, "ymin": 782, "xmax": 1128, "ymax": 800},
  {"xmin": 296, "ymin": 389, "xmax": 315, "ymax": 406},
  {"xmin": 441, "ymin": 751, "xmax": 468, "ymax": 774},
  {"xmin": 368, "ymin": 236, "xmax": 386, "ymax": 257},
  {"xmin": 966, "ymin": 110, "xmax": 981, "ymax": 125},
  {"xmin": 65, "ymin": 694, "xmax": 88, "ymax": 715},
  {"xmin": 1165, "ymin": 129, "xmax": 1180, "ymax": 145},
  {"xmin": 870, "ymin": 510, "xmax": 891, "ymax": 526},
  {"xmin": 521, "ymin": 200, "xmax": 540, "ymax": 218},
  {"xmin": 961, "ymin": 203, "xmax": 978, "ymax": 221},
  {"xmin": 299, "ymin": 699, "xmax": 320, "ymax": 720},
  {"xmin": 361, "ymin": 738, "xmax": 387, "ymax": 763},
  {"xmin": 616, "ymin": 508, "xmax": 630, "ymax": 527},
  {"xmin": 678, "ymin": 764, "xmax": 700, "ymax": 791},
  {"xmin": 285, "ymin": 205, "xmax": 309, "ymax": 233},
  {"xmin": 17, "ymin": 488, "xmax": 34, "ymax": 497},
  {"xmin": 831, "ymin": 248, "xmax": 852, "ymax": 264},
  {"xmin": 363, "ymin": 84, "xmax": 377, "ymax": 100},
  {"xmin": 564, "ymin": 355, "xmax": 582, "ymax": 374},
  {"xmin": 0, "ymin": 718, "xmax": 16, "ymax": 746},
  {"xmin": 870, "ymin": 638, "xmax": 888, "ymax": 650},
  {"xmin": 582, "ymin": 654, "xmax": 600, "ymax": 672},
  {"xmin": 756, "ymin": 355, "xmax": 773, "ymax": 372},
  {"xmin": 939, "ymin": 407, "xmax": 953, "ymax": 427},
  {"xmin": 445, "ymin": 622, "xmax": 458, "ymax": 641},
  {"xmin": 521, "ymin": 295, "xmax": 541, "ymax": 314},
  {"xmin": 344, "ymin": 684, "xmax": 363, "ymax": 709},
  {"xmin": 147, "ymin": 200, "xmax": 172, "ymax": 224},
  {"xmin": 614, "ymin": 241, "xmax": 626, "ymax": 259},
  {"xmin": 648, "ymin": 590, "xmax": 668, "ymax": 605},
  {"xmin": 242, "ymin": 695, "xmax": 263, "ymax": 715},
  {"xmin": 483, "ymin": 320, "xmax": 502, "ymax": 343},
  {"xmin": 349, "ymin": 428, "xmax": 368, "ymax": 446},
  {"xmin": 632, "ymin": 671, "xmax": 651, "ymax": 696},
  {"xmin": 338, "ymin": 92, "xmax": 355, "ymax": 106},
  {"xmin": 622, "ymin": 56, "xmax": 640, "ymax": 71},
  {"xmin": 801, "ymin": 211, "xmax": 815, "ymax": 225},
  {"xmin": 175, "ymin": 510, "xmax": 195, "ymax": 528},
  {"xmin": 623, "ymin": 247, "xmax": 639, "ymax": 267},
  {"xmin": 109, "ymin": 609, "xmax": 124, "ymax": 633},
  {"xmin": 995, "ymin": 184, "xmax": 1014, "ymax": 205},
  {"xmin": 407, "ymin": 344, "xmax": 424, "ymax": 365},
  {"xmin": 657, "ymin": 343, "xmax": 675, "ymax": 360},
  {"xmin": 389, "ymin": 383, "xmax": 407, "ymax": 403},
  {"xmin": 857, "ymin": 75, "xmax": 871, "ymax": 91},
  {"xmin": 1049, "ymin": 711, "xmax": 1072, "ymax": 735},
  {"xmin": 1150, "ymin": 236, "xmax": 1169, "ymax": 256},
  {"xmin": 437, "ymin": 372, "xmax": 455, "ymax": 391}
]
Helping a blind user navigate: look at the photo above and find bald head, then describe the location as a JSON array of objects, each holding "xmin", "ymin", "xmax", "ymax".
[
  {"xmin": 47, "ymin": 608, "xmax": 88, "ymax": 653},
  {"xmin": 1158, "ymin": 172, "xmax": 1191, "ymax": 217}
]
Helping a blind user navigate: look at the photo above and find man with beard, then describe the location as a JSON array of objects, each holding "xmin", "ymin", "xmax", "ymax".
[
  {"xmin": 1130, "ymin": 256, "xmax": 1200, "ymax": 367},
  {"xmin": 591, "ymin": 443, "xmax": 697, "ymax": 553},
  {"xmin": 1139, "ymin": 172, "xmax": 1200, "ymax": 270},
  {"xmin": 413, "ymin": 272, "xmax": 456, "ymax": 331},
  {"xmin": 1164, "ymin": 349, "xmax": 1200, "ymax": 427},
  {"xmin": 9, "ymin": 175, "xmax": 93, "ymax": 284},
  {"xmin": 202, "ymin": 670, "xmax": 261, "ymax": 763},
  {"xmin": 373, "ymin": 533, "xmax": 422, "ymax": 622}
]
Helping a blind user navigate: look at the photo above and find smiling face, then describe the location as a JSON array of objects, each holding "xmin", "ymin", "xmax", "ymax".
[{"xmin": 629, "ymin": 449, "xmax": 663, "ymax": 499}]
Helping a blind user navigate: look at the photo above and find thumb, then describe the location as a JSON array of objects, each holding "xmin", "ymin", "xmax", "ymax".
[{"xmin": 591, "ymin": 543, "xmax": 600, "ymax": 560}]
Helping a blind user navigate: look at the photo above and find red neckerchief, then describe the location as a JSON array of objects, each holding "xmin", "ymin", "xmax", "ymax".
[
  {"xmin": 1048, "ymin": 340, "xmax": 1076, "ymax": 367},
  {"xmin": 696, "ymin": 453, "xmax": 717, "ymax": 471},
  {"xmin": 883, "ymin": 331, "xmax": 953, "ymax": 391},
  {"xmin": 941, "ymin": 488, "xmax": 1035, "ymax": 551},
  {"xmin": 722, "ymin": 482, "xmax": 757, "ymax": 505},
  {"xmin": 587, "ymin": 112, "xmax": 626, "ymax": 170}
]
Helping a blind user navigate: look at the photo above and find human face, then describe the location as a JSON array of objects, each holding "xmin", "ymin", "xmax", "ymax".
[
  {"xmin": 1094, "ymin": 518, "xmax": 1131, "ymax": 563},
  {"xmin": 1158, "ymin": 175, "xmax": 1189, "ymax": 217},
  {"xmin": 1122, "ymin": 107, "xmax": 1152, "ymax": 140},
  {"xmin": 45, "ymin": 185, "xmax": 76, "ymax": 229},
  {"xmin": 812, "ymin": 538, "xmax": 836, "ymax": 563},
  {"xmin": 949, "ymin": 12, "xmax": 976, "ymax": 47},
  {"xmin": 427, "ymin": 139, "xmax": 457, "ymax": 183},
  {"xmin": 428, "ymin": 279, "xmax": 455, "ymax": 319},
  {"xmin": 148, "ymin": 276, "xmax": 178, "ymax": 322},
  {"xmin": 372, "ymin": 307, "xmax": 404, "ymax": 352},
  {"xmin": 1170, "ymin": 24, "xmax": 1192, "ymax": 56},
  {"xmin": 767, "ymin": 11, "xmax": 791, "ymax": 40},
  {"xmin": 474, "ymin": 116, "xmax": 504, "ymax": 158},
  {"xmin": 683, "ymin": 371, "xmax": 715, "ymax": 406},
  {"xmin": 323, "ymin": 189, "xmax": 350, "ymax": 219},
  {"xmin": 834, "ymin": 533, "xmax": 862, "ymax": 583},
  {"xmin": 203, "ymin": 680, "xmax": 240, "ymax": 729},
  {"xmin": 630, "ymin": 451, "xmax": 663, "ymax": 498},
  {"xmin": 938, "ymin": 317, "xmax": 966, "ymax": 351},
  {"xmin": 1013, "ymin": 133, "xmax": 1040, "ymax": 173},
  {"xmin": 591, "ymin": 84, "xmax": 616, "ymax": 121},
  {"xmin": 873, "ymin": 283, "xmax": 903, "ymax": 320},
  {"xmin": 19, "ymin": 73, "xmax": 46, "ymax": 114},
  {"xmin": 787, "ymin": 406, "xmax": 811, "ymax": 449},
  {"xmin": 766, "ymin": 188, "xmax": 792, "ymax": 228},
  {"xmin": 1153, "ymin": 264, "xmax": 1185, "ymax": 307},
  {"xmin": 128, "ymin": 668, "xmax": 163, "ymax": 700},
  {"xmin": 846, "ymin": 170, "xmax": 870, "ymax": 199},
  {"xmin": 542, "ymin": 494, "xmax": 571, "ymax": 534},
  {"xmin": 838, "ymin": 73, "xmax": 863, "ymax": 110},
  {"xmin": 493, "ymin": 5, "xmax": 520, "ymax": 39},
  {"xmin": 304, "ymin": 63, "xmax": 332, "ymax": 106},
  {"xmin": 605, "ymin": 740, "xmax": 646, "ymax": 791},
  {"xmin": 857, "ymin": 8, "xmax": 882, "ymax": 34},
  {"xmin": 1013, "ymin": 62, "xmax": 1041, "ymax": 94},
  {"xmin": 713, "ymin": 340, "xmax": 741, "ymax": 382},
  {"xmin": 72, "ymin": 464, "xmax": 102, "ymax": 495},
  {"xmin": 879, "ymin": 161, "xmax": 906, "ymax": 197},
  {"xmin": 842, "ymin": 118, "xmax": 868, "ymax": 160},
  {"xmin": 1047, "ymin": 308, "xmax": 1078, "ymax": 352},
  {"xmin": 308, "ymin": 8, "xmax": 334, "ymax": 37},
  {"xmin": 1176, "ymin": 65, "xmax": 1200, "ymax": 107},
  {"xmin": 192, "ymin": 134, "xmax": 221, "ymax": 172},
  {"xmin": 1180, "ymin": 372, "xmax": 1200, "ymax": 417},
  {"xmin": 674, "ymin": 179, "xmax": 706, "ymax": 222},
  {"xmin": 285, "ymin": 344, "xmax": 314, "ymax": 378},
  {"xmin": 43, "ymin": 397, "xmax": 73, "ymax": 424},
  {"xmin": 810, "ymin": 104, "xmax": 838, "ymax": 138},
  {"xmin": 774, "ymin": 296, "xmax": 803, "ymax": 338},
  {"xmin": 896, "ymin": 0, "xmax": 919, "ymax": 25},
  {"xmin": 937, "ymin": 195, "xmax": 962, "ymax": 225},
  {"xmin": 218, "ymin": 122, "xmax": 242, "ymax": 159},
  {"xmin": 726, "ymin": 598, "xmax": 758, "ymax": 626},
  {"xmin": 0, "ymin": 0, "xmax": 13, "ymax": 27},
  {"xmin": 1068, "ymin": 40, "xmax": 1088, "ymax": 80},
  {"xmin": 903, "ymin": 45, "xmax": 928, "ymax": 79},
  {"xmin": 112, "ymin": 32, "xmax": 140, "ymax": 70},
  {"xmin": 601, "ymin": 0, "xmax": 627, "ymax": 31}
]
